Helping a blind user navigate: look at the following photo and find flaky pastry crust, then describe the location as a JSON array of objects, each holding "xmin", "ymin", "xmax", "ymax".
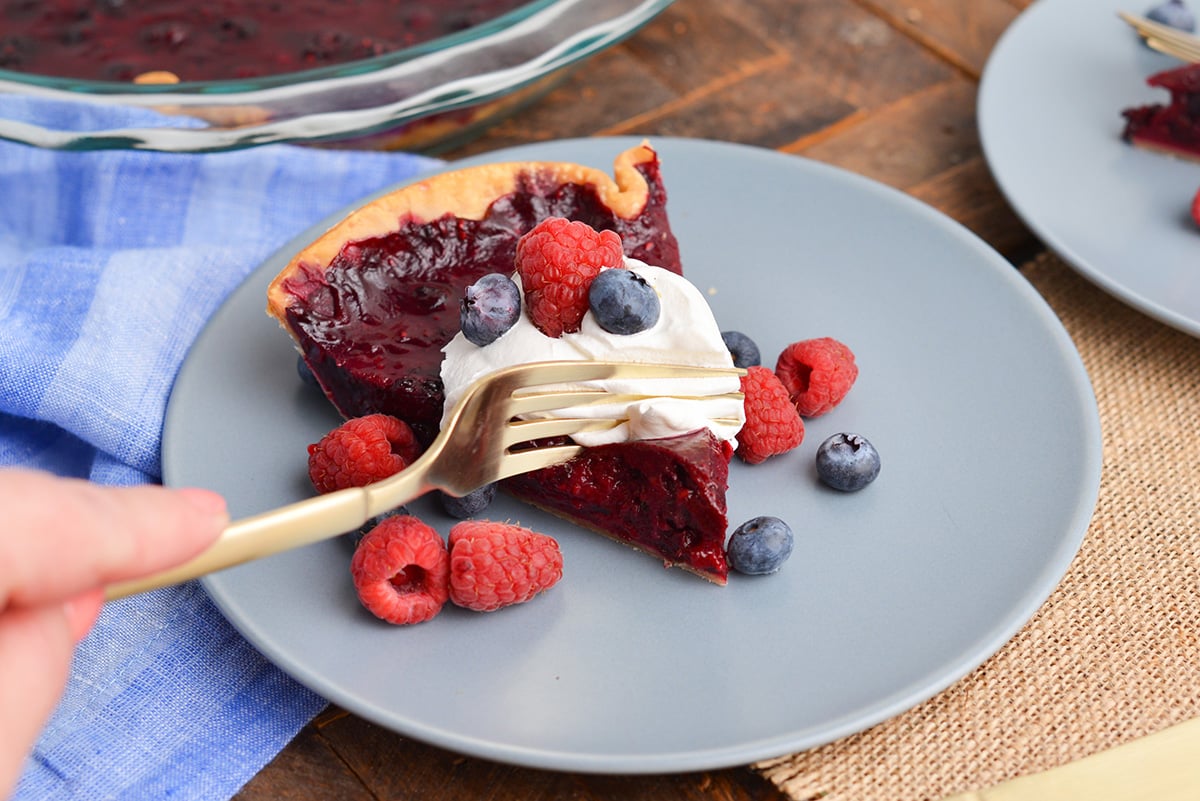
[{"xmin": 266, "ymin": 142, "xmax": 661, "ymax": 325}]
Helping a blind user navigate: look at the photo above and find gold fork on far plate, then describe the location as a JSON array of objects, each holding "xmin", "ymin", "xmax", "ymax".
[
  {"xmin": 104, "ymin": 360, "xmax": 745, "ymax": 600},
  {"xmin": 1119, "ymin": 11, "xmax": 1200, "ymax": 62}
]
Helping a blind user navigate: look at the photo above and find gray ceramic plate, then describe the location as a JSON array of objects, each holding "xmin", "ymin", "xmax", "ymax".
[
  {"xmin": 979, "ymin": 0, "xmax": 1200, "ymax": 338},
  {"xmin": 164, "ymin": 137, "xmax": 1101, "ymax": 773}
]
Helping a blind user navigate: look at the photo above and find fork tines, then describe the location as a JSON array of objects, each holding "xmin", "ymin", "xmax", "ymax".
[
  {"xmin": 1119, "ymin": 11, "xmax": 1200, "ymax": 62},
  {"xmin": 500, "ymin": 359, "xmax": 745, "ymax": 387},
  {"xmin": 503, "ymin": 415, "xmax": 623, "ymax": 447},
  {"xmin": 498, "ymin": 361, "xmax": 743, "ymax": 413},
  {"xmin": 495, "ymin": 360, "xmax": 745, "ymax": 453},
  {"xmin": 509, "ymin": 388, "xmax": 745, "ymax": 416}
]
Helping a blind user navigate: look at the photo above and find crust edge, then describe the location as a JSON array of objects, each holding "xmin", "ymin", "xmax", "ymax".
[{"xmin": 265, "ymin": 141, "xmax": 661, "ymax": 327}]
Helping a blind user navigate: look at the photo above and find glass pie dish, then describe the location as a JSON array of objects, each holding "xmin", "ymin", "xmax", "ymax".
[{"xmin": 0, "ymin": 0, "xmax": 674, "ymax": 153}]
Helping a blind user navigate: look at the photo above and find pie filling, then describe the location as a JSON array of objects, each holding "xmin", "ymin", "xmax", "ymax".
[
  {"xmin": 1122, "ymin": 62, "xmax": 1200, "ymax": 159},
  {"xmin": 276, "ymin": 160, "xmax": 679, "ymax": 444},
  {"xmin": 0, "ymin": 0, "xmax": 531, "ymax": 83},
  {"xmin": 503, "ymin": 431, "xmax": 733, "ymax": 583}
]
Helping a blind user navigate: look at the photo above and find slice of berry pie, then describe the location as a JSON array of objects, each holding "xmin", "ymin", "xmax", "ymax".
[
  {"xmin": 267, "ymin": 142, "xmax": 681, "ymax": 443},
  {"xmin": 1122, "ymin": 61, "xmax": 1200, "ymax": 160},
  {"xmin": 267, "ymin": 143, "xmax": 744, "ymax": 583}
]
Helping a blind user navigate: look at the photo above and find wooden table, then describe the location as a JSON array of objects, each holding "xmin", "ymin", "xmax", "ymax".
[{"xmin": 236, "ymin": 1, "xmax": 1039, "ymax": 798}]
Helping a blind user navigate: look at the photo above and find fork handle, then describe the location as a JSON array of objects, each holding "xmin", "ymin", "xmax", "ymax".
[
  {"xmin": 104, "ymin": 461, "xmax": 433, "ymax": 600},
  {"xmin": 102, "ymin": 486, "xmax": 369, "ymax": 600}
]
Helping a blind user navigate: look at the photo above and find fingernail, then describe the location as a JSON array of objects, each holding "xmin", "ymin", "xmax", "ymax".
[
  {"xmin": 63, "ymin": 590, "xmax": 105, "ymax": 642},
  {"xmin": 176, "ymin": 487, "xmax": 229, "ymax": 522}
]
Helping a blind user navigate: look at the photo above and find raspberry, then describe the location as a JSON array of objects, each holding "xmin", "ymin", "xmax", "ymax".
[
  {"xmin": 447, "ymin": 520, "xmax": 564, "ymax": 612},
  {"xmin": 350, "ymin": 516, "xmax": 450, "ymax": 625},
  {"xmin": 775, "ymin": 337, "xmax": 858, "ymax": 417},
  {"xmin": 1192, "ymin": 186, "xmax": 1200, "ymax": 229},
  {"xmin": 307, "ymin": 414, "xmax": 420, "ymax": 494},
  {"xmin": 515, "ymin": 217, "xmax": 624, "ymax": 338},
  {"xmin": 736, "ymin": 365, "xmax": 805, "ymax": 464}
]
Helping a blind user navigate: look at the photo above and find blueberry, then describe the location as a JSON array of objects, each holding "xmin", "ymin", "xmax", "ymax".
[
  {"xmin": 815, "ymin": 433, "xmax": 881, "ymax": 492},
  {"xmin": 343, "ymin": 506, "xmax": 409, "ymax": 550},
  {"xmin": 727, "ymin": 516, "xmax": 794, "ymax": 575},
  {"xmin": 588, "ymin": 269, "xmax": 660, "ymax": 335},
  {"xmin": 438, "ymin": 483, "xmax": 496, "ymax": 519},
  {"xmin": 1146, "ymin": 0, "xmax": 1196, "ymax": 32},
  {"xmin": 720, "ymin": 330, "xmax": 761, "ymax": 368},
  {"xmin": 460, "ymin": 273, "xmax": 521, "ymax": 346}
]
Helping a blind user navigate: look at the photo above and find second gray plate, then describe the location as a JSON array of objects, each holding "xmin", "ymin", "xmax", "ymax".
[{"xmin": 980, "ymin": 0, "xmax": 1200, "ymax": 337}]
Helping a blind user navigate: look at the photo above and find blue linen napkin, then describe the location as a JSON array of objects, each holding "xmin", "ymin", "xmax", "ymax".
[{"xmin": 0, "ymin": 97, "xmax": 442, "ymax": 801}]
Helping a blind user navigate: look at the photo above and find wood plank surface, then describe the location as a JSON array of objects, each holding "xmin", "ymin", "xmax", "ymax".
[{"xmin": 235, "ymin": 1, "xmax": 1042, "ymax": 798}]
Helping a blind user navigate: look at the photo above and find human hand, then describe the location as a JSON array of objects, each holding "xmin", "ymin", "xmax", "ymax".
[{"xmin": 0, "ymin": 469, "xmax": 228, "ymax": 799}]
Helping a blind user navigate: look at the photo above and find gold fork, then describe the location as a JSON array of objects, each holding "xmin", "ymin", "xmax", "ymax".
[
  {"xmin": 104, "ymin": 360, "xmax": 745, "ymax": 599},
  {"xmin": 1119, "ymin": 11, "xmax": 1200, "ymax": 62}
]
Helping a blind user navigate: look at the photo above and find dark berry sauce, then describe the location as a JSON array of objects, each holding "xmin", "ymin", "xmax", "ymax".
[
  {"xmin": 504, "ymin": 430, "xmax": 732, "ymax": 582},
  {"xmin": 0, "ymin": 0, "xmax": 530, "ymax": 83},
  {"xmin": 279, "ymin": 161, "xmax": 680, "ymax": 444},
  {"xmin": 1122, "ymin": 62, "xmax": 1200, "ymax": 156}
]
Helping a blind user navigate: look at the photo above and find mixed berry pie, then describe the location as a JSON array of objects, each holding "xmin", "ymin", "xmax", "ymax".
[
  {"xmin": 503, "ymin": 430, "xmax": 735, "ymax": 582},
  {"xmin": 1122, "ymin": 61, "xmax": 1200, "ymax": 160},
  {"xmin": 0, "ymin": 0, "xmax": 530, "ymax": 83},
  {"xmin": 268, "ymin": 142, "xmax": 680, "ymax": 442},
  {"xmin": 268, "ymin": 143, "xmax": 743, "ymax": 583}
]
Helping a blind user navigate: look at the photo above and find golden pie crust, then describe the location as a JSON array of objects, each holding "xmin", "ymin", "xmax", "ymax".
[{"xmin": 267, "ymin": 141, "xmax": 668, "ymax": 325}]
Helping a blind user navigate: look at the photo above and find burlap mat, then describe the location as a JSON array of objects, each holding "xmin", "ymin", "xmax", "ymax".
[{"xmin": 755, "ymin": 252, "xmax": 1200, "ymax": 801}]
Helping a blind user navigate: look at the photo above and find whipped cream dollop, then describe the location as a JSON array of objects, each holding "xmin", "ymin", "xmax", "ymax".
[{"xmin": 440, "ymin": 259, "xmax": 745, "ymax": 447}]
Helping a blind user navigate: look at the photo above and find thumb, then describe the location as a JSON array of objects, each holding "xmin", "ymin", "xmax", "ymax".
[{"xmin": 0, "ymin": 470, "xmax": 228, "ymax": 608}]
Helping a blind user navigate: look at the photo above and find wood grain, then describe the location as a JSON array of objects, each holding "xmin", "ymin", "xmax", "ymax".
[{"xmin": 235, "ymin": 1, "xmax": 1042, "ymax": 798}]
